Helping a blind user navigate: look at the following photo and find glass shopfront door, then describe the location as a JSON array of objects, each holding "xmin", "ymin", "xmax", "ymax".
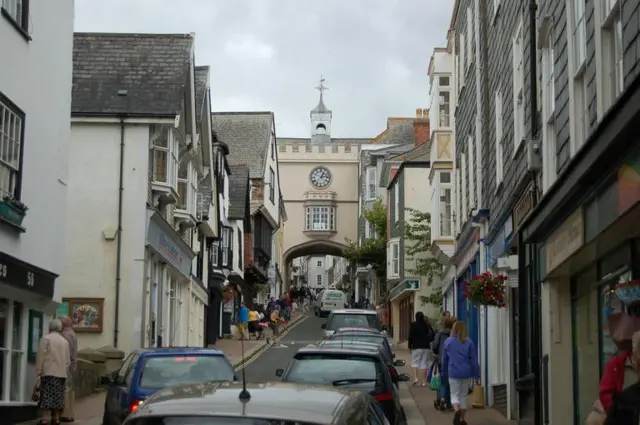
[{"xmin": 0, "ymin": 298, "xmax": 25, "ymax": 401}]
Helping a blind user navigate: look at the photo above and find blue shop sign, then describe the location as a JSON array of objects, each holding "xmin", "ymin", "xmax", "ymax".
[{"xmin": 146, "ymin": 210, "xmax": 195, "ymax": 278}]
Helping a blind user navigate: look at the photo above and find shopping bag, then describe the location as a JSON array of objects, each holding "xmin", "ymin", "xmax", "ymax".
[
  {"xmin": 470, "ymin": 384, "xmax": 485, "ymax": 408},
  {"xmin": 61, "ymin": 388, "xmax": 75, "ymax": 419},
  {"xmin": 430, "ymin": 374, "xmax": 440, "ymax": 391}
]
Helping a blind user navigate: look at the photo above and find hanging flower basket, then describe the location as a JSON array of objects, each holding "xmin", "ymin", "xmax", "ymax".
[
  {"xmin": 615, "ymin": 279, "xmax": 640, "ymax": 308},
  {"xmin": 463, "ymin": 272, "xmax": 507, "ymax": 308}
]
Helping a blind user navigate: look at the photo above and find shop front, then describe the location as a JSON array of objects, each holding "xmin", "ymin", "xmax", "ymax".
[
  {"xmin": 453, "ymin": 231, "xmax": 480, "ymax": 351},
  {"xmin": 519, "ymin": 126, "xmax": 640, "ymax": 423},
  {"xmin": 388, "ymin": 278, "xmax": 420, "ymax": 344},
  {"xmin": 144, "ymin": 210, "xmax": 195, "ymax": 349},
  {"xmin": 0, "ymin": 251, "xmax": 58, "ymax": 422}
]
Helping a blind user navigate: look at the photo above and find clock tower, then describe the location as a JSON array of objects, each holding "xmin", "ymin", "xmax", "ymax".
[{"xmin": 310, "ymin": 77, "xmax": 332, "ymax": 144}]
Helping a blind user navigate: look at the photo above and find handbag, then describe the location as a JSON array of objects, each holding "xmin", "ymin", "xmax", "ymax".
[
  {"xmin": 430, "ymin": 373, "xmax": 440, "ymax": 391},
  {"xmin": 31, "ymin": 378, "xmax": 41, "ymax": 403}
]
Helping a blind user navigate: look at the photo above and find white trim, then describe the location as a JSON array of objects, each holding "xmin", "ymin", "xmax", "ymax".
[
  {"xmin": 495, "ymin": 91, "xmax": 504, "ymax": 184},
  {"xmin": 71, "ymin": 117, "xmax": 176, "ymax": 124},
  {"xmin": 512, "ymin": 21, "xmax": 525, "ymax": 157}
]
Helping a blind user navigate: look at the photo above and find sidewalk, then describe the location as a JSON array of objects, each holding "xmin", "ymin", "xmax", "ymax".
[
  {"xmin": 18, "ymin": 314, "xmax": 308, "ymax": 424},
  {"xmin": 393, "ymin": 347, "xmax": 516, "ymax": 425}
]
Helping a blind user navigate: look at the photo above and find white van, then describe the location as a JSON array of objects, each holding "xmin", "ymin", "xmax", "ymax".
[{"xmin": 313, "ymin": 289, "xmax": 346, "ymax": 317}]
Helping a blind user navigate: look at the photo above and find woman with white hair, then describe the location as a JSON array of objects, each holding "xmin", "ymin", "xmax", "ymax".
[{"xmin": 35, "ymin": 318, "xmax": 70, "ymax": 425}]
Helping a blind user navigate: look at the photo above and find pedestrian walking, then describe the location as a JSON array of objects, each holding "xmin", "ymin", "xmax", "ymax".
[
  {"xmin": 239, "ymin": 302, "xmax": 249, "ymax": 340},
  {"xmin": 442, "ymin": 321, "xmax": 480, "ymax": 425},
  {"xmin": 268, "ymin": 305, "xmax": 283, "ymax": 345},
  {"xmin": 35, "ymin": 318, "xmax": 71, "ymax": 425},
  {"xmin": 291, "ymin": 300, "xmax": 298, "ymax": 320},
  {"xmin": 432, "ymin": 315, "xmax": 456, "ymax": 411},
  {"xmin": 408, "ymin": 311, "xmax": 435, "ymax": 386},
  {"xmin": 58, "ymin": 316, "xmax": 78, "ymax": 422}
]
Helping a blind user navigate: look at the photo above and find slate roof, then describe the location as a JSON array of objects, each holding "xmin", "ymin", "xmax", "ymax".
[
  {"xmin": 72, "ymin": 33, "xmax": 193, "ymax": 116},
  {"xmin": 228, "ymin": 164, "xmax": 250, "ymax": 219},
  {"xmin": 371, "ymin": 118, "xmax": 415, "ymax": 145},
  {"xmin": 389, "ymin": 140, "xmax": 431, "ymax": 162},
  {"xmin": 211, "ymin": 112, "xmax": 274, "ymax": 179},
  {"xmin": 194, "ymin": 66, "xmax": 210, "ymax": 122}
]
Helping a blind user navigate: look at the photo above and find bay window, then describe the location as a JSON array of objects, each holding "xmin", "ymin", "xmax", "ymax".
[
  {"xmin": 151, "ymin": 126, "xmax": 178, "ymax": 190},
  {"xmin": 439, "ymin": 91, "xmax": 450, "ymax": 127},
  {"xmin": 391, "ymin": 242, "xmax": 399, "ymax": 277},
  {"xmin": 440, "ymin": 187, "xmax": 452, "ymax": 237},
  {"xmin": 305, "ymin": 206, "xmax": 335, "ymax": 231},
  {"xmin": 177, "ymin": 163, "xmax": 188, "ymax": 210}
]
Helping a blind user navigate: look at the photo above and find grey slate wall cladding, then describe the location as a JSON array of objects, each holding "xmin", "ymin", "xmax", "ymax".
[
  {"xmin": 454, "ymin": 1, "xmax": 478, "ymax": 213},
  {"xmin": 483, "ymin": 0, "xmax": 534, "ymax": 241},
  {"xmin": 623, "ymin": 0, "xmax": 640, "ymax": 85}
]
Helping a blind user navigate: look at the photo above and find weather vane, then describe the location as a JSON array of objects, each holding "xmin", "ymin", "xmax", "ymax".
[{"xmin": 315, "ymin": 76, "xmax": 328, "ymax": 94}]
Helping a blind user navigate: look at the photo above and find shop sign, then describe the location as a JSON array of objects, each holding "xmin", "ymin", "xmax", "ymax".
[
  {"xmin": 0, "ymin": 251, "xmax": 56, "ymax": 299},
  {"xmin": 513, "ymin": 182, "xmax": 535, "ymax": 230},
  {"xmin": 147, "ymin": 213, "xmax": 194, "ymax": 278},
  {"xmin": 388, "ymin": 278, "xmax": 420, "ymax": 301},
  {"xmin": 546, "ymin": 208, "xmax": 584, "ymax": 273}
]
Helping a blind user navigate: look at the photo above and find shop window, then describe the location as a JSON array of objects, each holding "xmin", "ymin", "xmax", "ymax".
[{"xmin": 0, "ymin": 299, "xmax": 25, "ymax": 401}]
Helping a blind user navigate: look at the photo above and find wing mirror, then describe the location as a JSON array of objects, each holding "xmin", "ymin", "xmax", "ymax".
[
  {"xmin": 393, "ymin": 359, "xmax": 406, "ymax": 367},
  {"xmin": 397, "ymin": 373, "xmax": 410, "ymax": 382},
  {"xmin": 275, "ymin": 369, "xmax": 284, "ymax": 377},
  {"xmin": 321, "ymin": 324, "xmax": 326, "ymax": 329},
  {"xmin": 381, "ymin": 325, "xmax": 388, "ymax": 331},
  {"xmin": 100, "ymin": 374, "xmax": 113, "ymax": 385}
]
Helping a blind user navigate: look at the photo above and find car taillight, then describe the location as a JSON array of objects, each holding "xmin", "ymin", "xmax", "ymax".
[
  {"xmin": 388, "ymin": 366, "xmax": 398, "ymax": 378},
  {"xmin": 129, "ymin": 400, "xmax": 144, "ymax": 413},
  {"xmin": 374, "ymin": 392, "xmax": 393, "ymax": 401}
]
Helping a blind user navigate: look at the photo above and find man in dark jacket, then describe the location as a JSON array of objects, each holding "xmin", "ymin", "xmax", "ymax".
[
  {"xmin": 408, "ymin": 311, "xmax": 435, "ymax": 386},
  {"xmin": 605, "ymin": 330, "xmax": 640, "ymax": 425}
]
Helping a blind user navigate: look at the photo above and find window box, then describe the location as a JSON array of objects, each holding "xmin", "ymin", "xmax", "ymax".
[{"xmin": 0, "ymin": 197, "xmax": 27, "ymax": 228}]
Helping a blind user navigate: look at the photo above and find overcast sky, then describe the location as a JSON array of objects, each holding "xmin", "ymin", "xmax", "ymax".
[{"xmin": 74, "ymin": 0, "xmax": 453, "ymax": 138}]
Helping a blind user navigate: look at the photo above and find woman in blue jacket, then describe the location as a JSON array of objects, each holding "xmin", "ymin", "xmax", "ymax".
[{"xmin": 442, "ymin": 321, "xmax": 480, "ymax": 425}]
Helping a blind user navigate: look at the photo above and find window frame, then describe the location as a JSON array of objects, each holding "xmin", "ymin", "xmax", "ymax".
[
  {"xmin": 151, "ymin": 126, "xmax": 178, "ymax": 191},
  {"xmin": 316, "ymin": 274, "xmax": 322, "ymax": 286},
  {"xmin": 466, "ymin": 7, "xmax": 473, "ymax": 71},
  {"xmin": 0, "ymin": 92, "xmax": 25, "ymax": 201},
  {"xmin": 495, "ymin": 91, "xmax": 504, "ymax": 184},
  {"xmin": 439, "ymin": 90, "xmax": 451, "ymax": 128},
  {"xmin": 459, "ymin": 32, "xmax": 466, "ymax": 87},
  {"xmin": 394, "ymin": 183, "xmax": 400, "ymax": 223},
  {"xmin": 269, "ymin": 167, "xmax": 275, "ymax": 203},
  {"xmin": 365, "ymin": 166, "xmax": 377, "ymax": 200},
  {"xmin": 439, "ymin": 186, "xmax": 453, "ymax": 238},
  {"xmin": 391, "ymin": 242, "xmax": 400, "ymax": 277},
  {"xmin": 467, "ymin": 136, "xmax": 475, "ymax": 208},
  {"xmin": 541, "ymin": 30, "xmax": 557, "ymax": 192},
  {"xmin": 210, "ymin": 240, "xmax": 220, "ymax": 267},
  {"xmin": 317, "ymin": 260, "xmax": 322, "ymax": 267},
  {"xmin": 571, "ymin": 0, "xmax": 587, "ymax": 76},
  {"xmin": 177, "ymin": 161, "xmax": 189, "ymax": 211},
  {"xmin": 512, "ymin": 23, "xmax": 525, "ymax": 156},
  {"xmin": 1, "ymin": 0, "xmax": 30, "ymax": 39},
  {"xmin": 304, "ymin": 206, "xmax": 336, "ymax": 232},
  {"xmin": 599, "ymin": 1, "xmax": 623, "ymax": 113},
  {"xmin": 221, "ymin": 228, "xmax": 231, "ymax": 267}
]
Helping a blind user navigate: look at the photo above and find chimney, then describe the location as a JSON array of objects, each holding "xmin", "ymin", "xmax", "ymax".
[{"xmin": 413, "ymin": 108, "xmax": 430, "ymax": 148}]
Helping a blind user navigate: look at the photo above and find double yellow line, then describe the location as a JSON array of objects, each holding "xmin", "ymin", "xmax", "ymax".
[{"xmin": 234, "ymin": 314, "xmax": 309, "ymax": 371}]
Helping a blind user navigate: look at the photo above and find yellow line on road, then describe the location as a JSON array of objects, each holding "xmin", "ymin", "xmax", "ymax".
[{"xmin": 234, "ymin": 314, "xmax": 309, "ymax": 371}]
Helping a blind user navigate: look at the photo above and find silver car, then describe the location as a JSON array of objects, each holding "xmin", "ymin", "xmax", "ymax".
[{"xmin": 321, "ymin": 309, "xmax": 385, "ymax": 339}]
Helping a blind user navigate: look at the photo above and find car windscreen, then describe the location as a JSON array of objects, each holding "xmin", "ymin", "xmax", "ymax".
[
  {"xmin": 138, "ymin": 355, "xmax": 235, "ymax": 389},
  {"xmin": 327, "ymin": 313, "xmax": 382, "ymax": 331},
  {"xmin": 283, "ymin": 353, "xmax": 383, "ymax": 387},
  {"xmin": 128, "ymin": 418, "xmax": 322, "ymax": 425}
]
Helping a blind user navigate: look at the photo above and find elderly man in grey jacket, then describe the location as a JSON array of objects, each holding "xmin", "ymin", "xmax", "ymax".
[{"xmin": 59, "ymin": 316, "xmax": 78, "ymax": 422}]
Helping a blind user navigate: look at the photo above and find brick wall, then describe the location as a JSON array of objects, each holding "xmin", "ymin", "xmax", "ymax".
[
  {"xmin": 244, "ymin": 230, "xmax": 253, "ymax": 267},
  {"xmin": 413, "ymin": 117, "xmax": 430, "ymax": 148}
]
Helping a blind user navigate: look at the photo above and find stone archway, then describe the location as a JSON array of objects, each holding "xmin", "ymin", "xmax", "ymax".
[{"xmin": 282, "ymin": 239, "xmax": 349, "ymax": 290}]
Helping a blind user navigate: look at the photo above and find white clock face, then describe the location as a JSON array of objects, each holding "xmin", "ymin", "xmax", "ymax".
[{"xmin": 310, "ymin": 166, "xmax": 331, "ymax": 188}]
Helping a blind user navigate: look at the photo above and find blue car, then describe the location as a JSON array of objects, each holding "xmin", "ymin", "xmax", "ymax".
[{"xmin": 101, "ymin": 347, "xmax": 237, "ymax": 425}]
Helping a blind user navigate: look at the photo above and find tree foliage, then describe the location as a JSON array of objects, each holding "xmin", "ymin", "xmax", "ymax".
[
  {"xmin": 342, "ymin": 198, "xmax": 388, "ymax": 279},
  {"xmin": 403, "ymin": 208, "xmax": 444, "ymax": 309}
]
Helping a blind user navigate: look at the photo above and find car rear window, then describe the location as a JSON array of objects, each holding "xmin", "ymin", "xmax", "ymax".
[
  {"xmin": 331, "ymin": 334, "xmax": 384, "ymax": 344},
  {"xmin": 139, "ymin": 355, "xmax": 235, "ymax": 389},
  {"xmin": 323, "ymin": 290, "xmax": 344, "ymax": 300},
  {"xmin": 129, "ymin": 418, "xmax": 322, "ymax": 425},
  {"xmin": 284, "ymin": 353, "xmax": 382, "ymax": 386},
  {"xmin": 327, "ymin": 313, "xmax": 381, "ymax": 330}
]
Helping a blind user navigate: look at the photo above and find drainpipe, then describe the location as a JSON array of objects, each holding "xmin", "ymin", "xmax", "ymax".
[
  {"xmin": 114, "ymin": 116, "xmax": 126, "ymax": 348},
  {"xmin": 473, "ymin": 0, "xmax": 485, "ymax": 210}
]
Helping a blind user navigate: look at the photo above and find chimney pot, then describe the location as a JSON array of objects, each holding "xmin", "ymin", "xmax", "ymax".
[{"xmin": 416, "ymin": 108, "xmax": 422, "ymax": 118}]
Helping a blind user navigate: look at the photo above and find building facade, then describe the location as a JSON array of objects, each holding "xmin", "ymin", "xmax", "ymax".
[
  {"xmin": 0, "ymin": 0, "xmax": 74, "ymax": 417},
  {"xmin": 64, "ymin": 33, "xmax": 210, "ymax": 354},
  {"xmin": 518, "ymin": 1, "xmax": 640, "ymax": 424}
]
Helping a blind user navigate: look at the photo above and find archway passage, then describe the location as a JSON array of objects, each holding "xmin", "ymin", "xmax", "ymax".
[{"xmin": 283, "ymin": 240, "xmax": 350, "ymax": 292}]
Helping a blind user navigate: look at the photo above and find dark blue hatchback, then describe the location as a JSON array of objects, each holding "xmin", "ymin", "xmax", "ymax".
[{"xmin": 101, "ymin": 347, "xmax": 237, "ymax": 425}]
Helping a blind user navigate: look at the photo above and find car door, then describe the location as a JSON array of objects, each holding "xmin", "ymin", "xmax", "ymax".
[
  {"xmin": 116, "ymin": 353, "xmax": 141, "ymax": 423},
  {"xmin": 105, "ymin": 353, "xmax": 135, "ymax": 424}
]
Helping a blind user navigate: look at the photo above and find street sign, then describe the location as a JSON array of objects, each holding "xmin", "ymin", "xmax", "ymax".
[
  {"xmin": 405, "ymin": 279, "xmax": 420, "ymax": 290},
  {"xmin": 388, "ymin": 278, "xmax": 421, "ymax": 301}
]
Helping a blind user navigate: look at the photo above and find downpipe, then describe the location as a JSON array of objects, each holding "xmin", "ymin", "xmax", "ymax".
[{"xmin": 114, "ymin": 116, "xmax": 126, "ymax": 348}]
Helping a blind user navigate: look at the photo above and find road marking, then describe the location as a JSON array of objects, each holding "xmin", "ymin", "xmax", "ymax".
[
  {"xmin": 274, "ymin": 344, "xmax": 289, "ymax": 348},
  {"xmin": 234, "ymin": 314, "xmax": 309, "ymax": 371}
]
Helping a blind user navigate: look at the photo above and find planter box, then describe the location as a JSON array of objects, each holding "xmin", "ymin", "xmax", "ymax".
[{"xmin": 0, "ymin": 201, "xmax": 26, "ymax": 227}]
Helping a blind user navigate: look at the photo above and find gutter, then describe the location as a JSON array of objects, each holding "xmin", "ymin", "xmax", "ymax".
[{"xmin": 114, "ymin": 115, "xmax": 127, "ymax": 348}]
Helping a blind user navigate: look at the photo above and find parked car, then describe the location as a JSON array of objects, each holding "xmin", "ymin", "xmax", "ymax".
[
  {"xmin": 319, "ymin": 339, "xmax": 406, "ymax": 387},
  {"xmin": 101, "ymin": 347, "xmax": 236, "ymax": 425},
  {"xmin": 123, "ymin": 381, "xmax": 391, "ymax": 425},
  {"xmin": 277, "ymin": 346, "xmax": 408, "ymax": 425},
  {"xmin": 314, "ymin": 289, "xmax": 347, "ymax": 317},
  {"xmin": 321, "ymin": 309, "xmax": 385, "ymax": 339}
]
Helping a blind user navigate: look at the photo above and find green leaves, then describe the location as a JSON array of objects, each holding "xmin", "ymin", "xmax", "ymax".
[
  {"xmin": 342, "ymin": 198, "xmax": 388, "ymax": 279},
  {"xmin": 403, "ymin": 208, "xmax": 443, "ymax": 310}
]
